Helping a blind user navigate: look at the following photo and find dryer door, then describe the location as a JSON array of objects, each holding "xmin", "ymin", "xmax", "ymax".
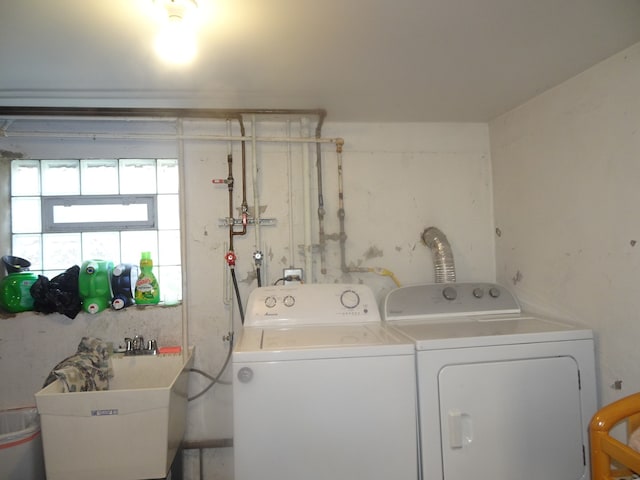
[{"xmin": 438, "ymin": 356, "xmax": 585, "ymax": 480}]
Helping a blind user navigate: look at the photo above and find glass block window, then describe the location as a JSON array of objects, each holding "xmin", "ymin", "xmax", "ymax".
[{"xmin": 10, "ymin": 158, "xmax": 182, "ymax": 304}]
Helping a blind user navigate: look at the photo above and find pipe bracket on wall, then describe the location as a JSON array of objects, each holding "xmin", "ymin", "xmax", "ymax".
[{"xmin": 218, "ymin": 218, "xmax": 277, "ymax": 227}]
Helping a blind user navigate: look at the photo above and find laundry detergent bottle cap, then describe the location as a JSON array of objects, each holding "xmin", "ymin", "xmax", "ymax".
[{"xmin": 134, "ymin": 252, "xmax": 160, "ymax": 305}]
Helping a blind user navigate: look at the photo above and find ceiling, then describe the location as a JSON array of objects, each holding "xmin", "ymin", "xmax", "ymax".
[{"xmin": 1, "ymin": 0, "xmax": 640, "ymax": 122}]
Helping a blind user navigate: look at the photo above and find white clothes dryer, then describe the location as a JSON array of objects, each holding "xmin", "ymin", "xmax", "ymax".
[
  {"xmin": 233, "ymin": 283, "xmax": 419, "ymax": 480},
  {"xmin": 383, "ymin": 282, "xmax": 597, "ymax": 480}
]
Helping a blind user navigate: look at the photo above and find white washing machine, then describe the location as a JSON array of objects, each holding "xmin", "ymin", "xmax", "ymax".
[
  {"xmin": 383, "ymin": 282, "xmax": 598, "ymax": 480},
  {"xmin": 233, "ymin": 283, "xmax": 419, "ymax": 480}
]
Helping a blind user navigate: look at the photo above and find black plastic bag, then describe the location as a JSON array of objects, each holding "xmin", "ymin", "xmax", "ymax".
[{"xmin": 30, "ymin": 265, "xmax": 82, "ymax": 319}]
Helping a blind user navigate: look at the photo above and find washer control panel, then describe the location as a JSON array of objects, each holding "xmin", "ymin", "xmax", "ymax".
[
  {"xmin": 383, "ymin": 282, "xmax": 521, "ymax": 321},
  {"xmin": 245, "ymin": 283, "xmax": 380, "ymax": 327}
]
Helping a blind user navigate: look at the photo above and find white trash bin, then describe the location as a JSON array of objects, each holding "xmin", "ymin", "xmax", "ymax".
[{"xmin": 0, "ymin": 407, "xmax": 45, "ymax": 480}]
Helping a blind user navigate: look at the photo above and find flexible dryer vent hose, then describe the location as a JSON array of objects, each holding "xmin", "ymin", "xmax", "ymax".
[{"xmin": 421, "ymin": 226, "xmax": 456, "ymax": 283}]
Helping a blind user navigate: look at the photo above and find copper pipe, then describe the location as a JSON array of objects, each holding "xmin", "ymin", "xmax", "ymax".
[
  {"xmin": 225, "ymin": 154, "xmax": 235, "ymax": 250},
  {"xmin": 232, "ymin": 118, "xmax": 248, "ymax": 238}
]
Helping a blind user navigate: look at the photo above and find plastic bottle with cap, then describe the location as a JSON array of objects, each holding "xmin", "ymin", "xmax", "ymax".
[
  {"xmin": 134, "ymin": 252, "xmax": 160, "ymax": 305},
  {"xmin": 78, "ymin": 259, "xmax": 114, "ymax": 314},
  {"xmin": 0, "ymin": 255, "xmax": 39, "ymax": 313}
]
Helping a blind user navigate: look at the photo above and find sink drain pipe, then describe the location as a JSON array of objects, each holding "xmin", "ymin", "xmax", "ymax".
[{"xmin": 421, "ymin": 226, "xmax": 456, "ymax": 283}]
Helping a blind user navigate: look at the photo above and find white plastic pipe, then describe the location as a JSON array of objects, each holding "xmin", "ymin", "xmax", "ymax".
[
  {"xmin": 177, "ymin": 119, "xmax": 189, "ymax": 360},
  {"xmin": 1, "ymin": 129, "xmax": 341, "ymax": 144},
  {"xmin": 301, "ymin": 118, "xmax": 313, "ymax": 281},
  {"xmin": 287, "ymin": 121, "xmax": 296, "ymax": 267},
  {"xmin": 251, "ymin": 116, "xmax": 261, "ymax": 252}
]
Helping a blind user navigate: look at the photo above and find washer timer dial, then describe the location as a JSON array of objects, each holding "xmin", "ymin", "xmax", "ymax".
[
  {"xmin": 264, "ymin": 296, "xmax": 277, "ymax": 308},
  {"xmin": 340, "ymin": 289, "xmax": 360, "ymax": 309}
]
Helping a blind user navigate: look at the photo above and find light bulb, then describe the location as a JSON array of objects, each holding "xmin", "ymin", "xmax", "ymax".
[
  {"xmin": 155, "ymin": 18, "xmax": 198, "ymax": 64},
  {"xmin": 153, "ymin": 0, "xmax": 199, "ymax": 65}
]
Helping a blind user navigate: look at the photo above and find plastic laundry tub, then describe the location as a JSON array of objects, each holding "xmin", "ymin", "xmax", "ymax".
[{"xmin": 0, "ymin": 407, "xmax": 45, "ymax": 480}]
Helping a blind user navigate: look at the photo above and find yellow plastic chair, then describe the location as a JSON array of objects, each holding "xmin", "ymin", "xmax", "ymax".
[{"xmin": 591, "ymin": 392, "xmax": 640, "ymax": 479}]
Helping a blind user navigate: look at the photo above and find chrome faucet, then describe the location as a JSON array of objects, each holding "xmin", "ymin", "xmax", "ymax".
[{"xmin": 124, "ymin": 335, "xmax": 157, "ymax": 355}]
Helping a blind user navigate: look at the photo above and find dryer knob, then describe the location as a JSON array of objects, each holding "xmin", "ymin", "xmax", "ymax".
[
  {"xmin": 442, "ymin": 286, "xmax": 457, "ymax": 301},
  {"xmin": 237, "ymin": 367, "xmax": 254, "ymax": 383},
  {"xmin": 489, "ymin": 287, "xmax": 501, "ymax": 298},
  {"xmin": 473, "ymin": 287, "xmax": 484, "ymax": 298}
]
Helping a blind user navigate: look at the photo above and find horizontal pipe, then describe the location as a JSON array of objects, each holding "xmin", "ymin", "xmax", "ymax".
[
  {"xmin": 0, "ymin": 130, "xmax": 341, "ymax": 144},
  {"xmin": 0, "ymin": 106, "xmax": 327, "ymax": 120}
]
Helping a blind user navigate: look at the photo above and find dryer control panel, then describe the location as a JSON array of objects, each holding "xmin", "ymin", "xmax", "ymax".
[
  {"xmin": 245, "ymin": 283, "xmax": 381, "ymax": 327},
  {"xmin": 383, "ymin": 282, "xmax": 521, "ymax": 322}
]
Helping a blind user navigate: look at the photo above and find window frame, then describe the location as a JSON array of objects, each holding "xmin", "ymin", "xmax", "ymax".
[{"xmin": 41, "ymin": 194, "xmax": 158, "ymax": 233}]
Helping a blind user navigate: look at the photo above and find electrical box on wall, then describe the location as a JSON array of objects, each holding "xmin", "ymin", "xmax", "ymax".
[{"xmin": 283, "ymin": 268, "xmax": 303, "ymax": 285}]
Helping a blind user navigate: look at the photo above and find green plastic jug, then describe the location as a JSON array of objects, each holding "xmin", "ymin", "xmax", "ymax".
[
  {"xmin": 0, "ymin": 272, "xmax": 39, "ymax": 313},
  {"xmin": 78, "ymin": 259, "xmax": 114, "ymax": 314}
]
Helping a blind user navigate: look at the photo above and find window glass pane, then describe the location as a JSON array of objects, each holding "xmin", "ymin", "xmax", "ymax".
[
  {"xmin": 11, "ymin": 197, "xmax": 42, "ymax": 233},
  {"xmin": 43, "ymin": 269, "xmax": 65, "ymax": 279},
  {"xmin": 159, "ymin": 229, "xmax": 181, "ymax": 265},
  {"xmin": 53, "ymin": 202, "xmax": 149, "ymax": 224},
  {"xmin": 157, "ymin": 265, "xmax": 182, "ymax": 303},
  {"xmin": 157, "ymin": 159, "xmax": 179, "ymax": 194},
  {"xmin": 12, "ymin": 234, "xmax": 42, "ymax": 271},
  {"xmin": 43, "ymin": 233, "xmax": 81, "ymax": 270},
  {"xmin": 120, "ymin": 231, "xmax": 158, "ymax": 265},
  {"xmin": 81, "ymin": 160, "xmax": 119, "ymax": 194},
  {"xmin": 41, "ymin": 160, "xmax": 80, "ymax": 195},
  {"xmin": 157, "ymin": 194, "xmax": 180, "ymax": 229},
  {"xmin": 120, "ymin": 159, "xmax": 157, "ymax": 194},
  {"xmin": 82, "ymin": 232, "xmax": 121, "ymax": 263},
  {"xmin": 11, "ymin": 160, "xmax": 40, "ymax": 196}
]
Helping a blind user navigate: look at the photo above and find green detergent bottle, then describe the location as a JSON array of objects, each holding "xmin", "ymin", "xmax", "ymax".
[
  {"xmin": 78, "ymin": 259, "xmax": 114, "ymax": 314},
  {"xmin": 0, "ymin": 255, "xmax": 38, "ymax": 313},
  {"xmin": 134, "ymin": 252, "xmax": 160, "ymax": 304}
]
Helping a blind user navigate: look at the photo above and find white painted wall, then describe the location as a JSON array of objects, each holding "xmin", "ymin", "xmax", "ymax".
[
  {"xmin": 0, "ymin": 120, "xmax": 494, "ymax": 479},
  {"xmin": 490, "ymin": 41, "xmax": 640, "ymax": 409}
]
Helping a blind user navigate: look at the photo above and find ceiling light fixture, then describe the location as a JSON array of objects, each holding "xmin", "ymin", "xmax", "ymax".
[
  {"xmin": 153, "ymin": 0, "xmax": 199, "ymax": 65},
  {"xmin": 156, "ymin": 0, "xmax": 198, "ymax": 22}
]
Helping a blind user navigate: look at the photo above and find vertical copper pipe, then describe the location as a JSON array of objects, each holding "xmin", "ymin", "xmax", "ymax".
[
  {"xmin": 231, "ymin": 117, "xmax": 248, "ymax": 238},
  {"xmin": 226, "ymin": 154, "xmax": 235, "ymax": 251}
]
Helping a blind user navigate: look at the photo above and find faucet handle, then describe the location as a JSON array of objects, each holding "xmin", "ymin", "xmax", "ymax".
[{"xmin": 132, "ymin": 335, "xmax": 144, "ymax": 350}]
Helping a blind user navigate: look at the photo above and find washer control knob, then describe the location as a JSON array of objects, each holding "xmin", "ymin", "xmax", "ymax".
[
  {"xmin": 264, "ymin": 296, "xmax": 277, "ymax": 308},
  {"xmin": 473, "ymin": 287, "xmax": 484, "ymax": 299},
  {"xmin": 489, "ymin": 287, "xmax": 501, "ymax": 298},
  {"xmin": 340, "ymin": 289, "xmax": 360, "ymax": 309},
  {"xmin": 237, "ymin": 367, "xmax": 254, "ymax": 383},
  {"xmin": 442, "ymin": 286, "xmax": 458, "ymax": 301},
  {"xmin": 283, "ymin": 295, "xmax": 295, "ymax": 307}
]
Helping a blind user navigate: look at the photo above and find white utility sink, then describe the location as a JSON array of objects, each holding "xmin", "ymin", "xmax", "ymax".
[{"xmin": 35, "ymin": 346, "xmax": 195, "ymax": 480}]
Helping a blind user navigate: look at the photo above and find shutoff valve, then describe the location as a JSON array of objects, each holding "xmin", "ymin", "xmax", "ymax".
[{"xmin": 225, "ymin": 251, "xmax": 237, "ymax": 267}]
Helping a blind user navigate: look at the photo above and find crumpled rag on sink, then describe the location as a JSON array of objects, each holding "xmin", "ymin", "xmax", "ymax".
[{"xmin": 43, "ymin": 336, "xmax": 112, "ymax": 392}]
